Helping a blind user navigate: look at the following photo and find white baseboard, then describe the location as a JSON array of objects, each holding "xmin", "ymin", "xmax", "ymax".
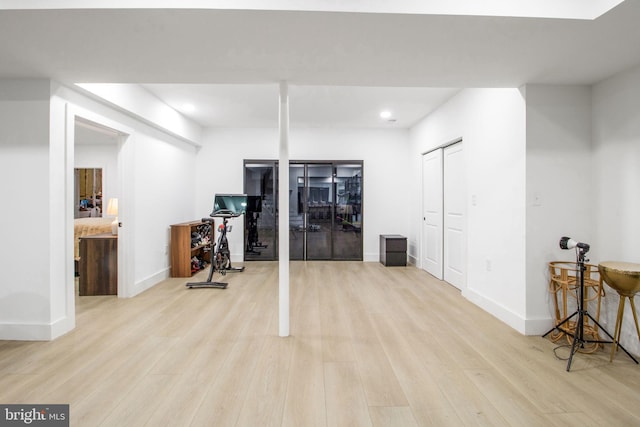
[
  {"xmin": 364, "ymin": 253, "xmax": 379, "ymax": 262},
  {"xmin": 463, "ymin": 287, "xmax": 553, "ymax": 336},
  {"xmin": 0, "ymin": 315, "xmax": 74, "ymax": 341},
  {"xmin": 50, "ymin": 314, "xmax": 75, "ymax": 340},
  {"xmin": 129, "ymin": 268, "xmax": 170, "ymax": 297}
]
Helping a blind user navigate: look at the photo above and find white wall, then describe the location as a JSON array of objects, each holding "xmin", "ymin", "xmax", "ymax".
[
  {"xmin": 0, "ymin": 80, "xmax": 201, "ymax": 340},
  {"xmin": 409, "ymin": 88, "xmax": 529, "ymax": 332},
  {"xmin": 592, "ymin": 66, "xmax": 640, "ymax": 263},
  {"xmin": 410, "ymin": 80, "xmax": 640, "ymax": 345},
  {"xmin": 0, "ymin": 80, "xmax": 54, "ymax": 340},
  {"xmin": 52, "ymin": 84, "xmax": 201, "ymax": 297},
  {"xmin": 524, "ymin": 85, "xmax": 593, "ymax": 334},
  {"xmin": 195, "ymin": 127, "xmax": 411, "ymax": 262},
  {"xmin": 592, "ymin": 64, "xmax": 640, "ymax": 355},
  {"xmin": 130, "ymin": 131, "xmax": 197, "ymax": 292},
  {"xmin": 195, "ymin": 128, "xmax": 278, "ymax": 262},
  {"xmin": 0, "ymin": 80, "xmax": 70, "ymax": 340}
]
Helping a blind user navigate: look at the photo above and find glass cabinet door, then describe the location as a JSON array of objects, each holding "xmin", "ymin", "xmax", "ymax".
[
  {"xmin": 244, "ymin": 162, "xmax": 276, "ymax": 260},
  {"xmin": 288, "ymin": 164, "xmax": 305, "ymax": 260},
  {"xmin": 305, "ymin": 164, "xmax": 333, "ymax": 260},
  {"xmin": 245, "ymin": 160, "xmax": 362, "ymax": 261},
  {"xmin": 333, "ymin": 164, "xmax": 362, "ymax": 260}
]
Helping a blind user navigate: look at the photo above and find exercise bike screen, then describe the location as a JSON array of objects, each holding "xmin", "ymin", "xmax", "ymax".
[{"xmin": 211, "ymin": 194, "xmax": 248, "ymax": 216}]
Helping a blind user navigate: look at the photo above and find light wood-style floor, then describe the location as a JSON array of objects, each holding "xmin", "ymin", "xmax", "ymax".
[{"xmin": 2, "ymin": 261, "xmax": 640, "ymax": 426}]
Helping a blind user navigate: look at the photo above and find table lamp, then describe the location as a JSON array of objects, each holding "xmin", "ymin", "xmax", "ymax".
[{"xmin": 106, "ymin": 198, "xmax": 118, "ymax": 235}]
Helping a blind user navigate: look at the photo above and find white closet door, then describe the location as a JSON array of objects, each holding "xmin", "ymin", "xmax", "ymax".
[
  {"xmin": 443, "ymin": 143, "xmax": 465, "ymax": 289},
  {"xmin": 422, "ymin": 149, "xmax": 443, "ymax": 280}
]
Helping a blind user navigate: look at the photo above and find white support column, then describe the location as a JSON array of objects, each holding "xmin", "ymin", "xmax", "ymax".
[{"xmin": 278, "ymin": 82, "xmax": 290, "ymax": 337}]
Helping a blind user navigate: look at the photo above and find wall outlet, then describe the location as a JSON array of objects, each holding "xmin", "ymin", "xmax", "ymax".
[{"xmin": 486, "ymin": 259, "xmax": 492, "ymax": 272}]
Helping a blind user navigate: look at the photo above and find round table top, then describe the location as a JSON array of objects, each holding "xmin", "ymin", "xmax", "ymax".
[
  {"xmin": 598, "ymin": 261, "xmax": 640, "ymax": 296},
  {"xmin": 599, "ymin": 261, "xmax": 640, "ymax": 273}
]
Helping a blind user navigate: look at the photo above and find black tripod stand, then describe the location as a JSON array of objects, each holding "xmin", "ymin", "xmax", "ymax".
[{"xmin": 543, "ymin": 247, "xmax": 638, "ymax": 371}]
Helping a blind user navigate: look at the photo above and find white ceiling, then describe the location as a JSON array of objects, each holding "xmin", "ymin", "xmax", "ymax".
[
  {"xmin": 0, "ymin": 0, "xmax": 626, "ymax": 20},
  {"xmin": 142, "ymin": 84, "xmax": 460, "ymax": 128},
  {"xmin": 2, "ymin": 2, "xmax": 640, "ymax": 128}
]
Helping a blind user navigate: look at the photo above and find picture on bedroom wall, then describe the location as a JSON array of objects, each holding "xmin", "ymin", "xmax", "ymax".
[{"xmin": 75, "ymin": 168, "xmax": 103, "ymax": 218}]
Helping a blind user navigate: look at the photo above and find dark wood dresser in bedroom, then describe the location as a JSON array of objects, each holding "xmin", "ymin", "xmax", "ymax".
[{"xmin": 79, "ymin": 233, "xmax": 117, "ymax": 295}]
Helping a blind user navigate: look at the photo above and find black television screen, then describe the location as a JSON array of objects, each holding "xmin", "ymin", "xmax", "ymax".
[{"xmin": 211, "ymin": 194, "xmax": 248, "ymax": 216}]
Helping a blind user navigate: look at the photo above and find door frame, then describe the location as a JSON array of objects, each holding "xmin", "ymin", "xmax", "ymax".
[{"xmin": 66, "ymin": 104, "xmax": 134, "ymax": 302}]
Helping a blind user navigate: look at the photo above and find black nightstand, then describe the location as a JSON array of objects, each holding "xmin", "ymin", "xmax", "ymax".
[{"xmin": 380, "ymin": 235, "xmax": 407, "ymax": 266}]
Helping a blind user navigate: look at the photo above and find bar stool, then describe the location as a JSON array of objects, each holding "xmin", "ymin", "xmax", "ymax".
[{"xmin": 598, "ymin": 261, "xmax": 640, "ymax": 361}]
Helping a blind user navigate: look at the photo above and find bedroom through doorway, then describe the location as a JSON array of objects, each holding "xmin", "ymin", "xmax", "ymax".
[{"xmin": 73, "ymin": 118, "xmax": 121, "ymax": 298}]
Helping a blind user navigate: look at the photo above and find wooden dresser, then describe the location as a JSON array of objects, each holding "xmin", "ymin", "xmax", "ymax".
[{"xmin": 79, "ymin": 233, "xmax": 117, "ymax": 296}]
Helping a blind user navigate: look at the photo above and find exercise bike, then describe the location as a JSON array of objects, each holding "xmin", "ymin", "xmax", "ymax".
[
  {"xmin": 213, "ymin": 210, "xmax": 245, "ymax": 274},
  {"xmin": 186, "ymin": 209, "xmax": 245, "ymax": 289}
]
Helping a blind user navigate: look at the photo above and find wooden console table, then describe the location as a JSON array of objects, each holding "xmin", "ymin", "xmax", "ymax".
[{"xmin": 79, "ymin": 233, "xmax": 117, "ymax": 296}]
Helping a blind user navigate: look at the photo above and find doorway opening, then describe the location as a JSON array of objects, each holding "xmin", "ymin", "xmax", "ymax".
[{"xmin": 72, "ymin": 117, "xmax": 125, "ymax": 297}]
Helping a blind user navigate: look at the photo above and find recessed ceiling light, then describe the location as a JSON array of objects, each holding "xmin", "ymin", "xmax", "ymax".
[{"xmin": 380, "ymin": 110, "xmax": 392, "ymax": 119}]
